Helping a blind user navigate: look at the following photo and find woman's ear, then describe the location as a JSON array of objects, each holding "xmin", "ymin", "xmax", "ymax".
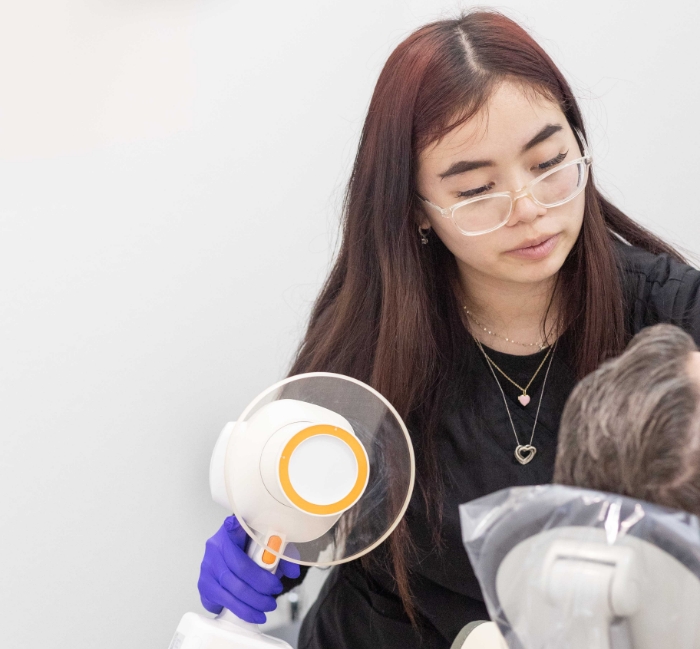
[{"xmin": 414, "ymin": 203, "xmax": 431, "ymax": 231}]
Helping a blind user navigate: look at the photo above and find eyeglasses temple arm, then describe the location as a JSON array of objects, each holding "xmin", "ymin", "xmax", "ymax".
[{"xmin": 573, "ymin": 127, "xmax": 591, "ymax": 160}]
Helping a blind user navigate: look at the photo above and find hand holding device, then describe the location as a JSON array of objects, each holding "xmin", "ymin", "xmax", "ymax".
[
  {"xmin": 170, "ymin": 372, "xmax": 415, "ymax": 649},
  {"xmin": 198, "ymin": 516, "xmax": 300, "ymax": 624}
]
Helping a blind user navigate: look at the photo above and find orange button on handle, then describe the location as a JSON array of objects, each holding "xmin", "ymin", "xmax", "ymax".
[{"xmin": 261, "ymin": 535, "xmax": 283, "ymax": 565}]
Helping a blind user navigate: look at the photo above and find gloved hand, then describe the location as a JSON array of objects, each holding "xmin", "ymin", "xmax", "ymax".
[{"xmin": 198, "ymin": 516, "xmax": 301, "ymax": 624}]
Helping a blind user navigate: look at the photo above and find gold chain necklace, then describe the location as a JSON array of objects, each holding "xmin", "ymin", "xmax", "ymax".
[
  {"xmin": 463, "ymin": 307, "xmax": 551, "ymax": 351},
  {"xmin": 475, "ymin": 338, "xmax": 558, "ymax": 465},
  {"xmin": 476, "ymin": 342, "xmax": 553, "ymax": 407}
]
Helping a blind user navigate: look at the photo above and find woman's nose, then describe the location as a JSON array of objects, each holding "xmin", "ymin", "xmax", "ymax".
[{"xmin": 506, "ymin": 193, "xmax": 547, "ymax": 227}]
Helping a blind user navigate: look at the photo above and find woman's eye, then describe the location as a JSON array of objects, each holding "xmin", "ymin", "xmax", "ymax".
[
  {"xmin": 457, "ymin": 182, "xmax": 494, "ymax": 198},
  {"xmin": 537, "ymin": 151, "xmax": 568, "ymax": 170}
]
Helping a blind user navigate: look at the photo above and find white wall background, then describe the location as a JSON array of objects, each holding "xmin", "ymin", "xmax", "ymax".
[{"xmin": 1, "ymin": 1, "xmax": 698, "ymax": 647}]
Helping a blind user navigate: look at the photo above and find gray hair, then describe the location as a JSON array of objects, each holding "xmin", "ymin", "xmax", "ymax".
[{"xmin": 554, "ymin": 324, "xmax": 700, "ymax": 515}]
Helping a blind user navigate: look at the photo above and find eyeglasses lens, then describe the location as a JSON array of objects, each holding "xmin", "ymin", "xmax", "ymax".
[
  {"xmin": 531, "ymin": 161, "xmax": 584, "ymax": 206},
  {"xmin": 453, "ymin": 196, "xmax": 512, "ymax": 234},
  {"xmin": 452, "ymin": 162, "xmax": 586, "ymax": 234}
]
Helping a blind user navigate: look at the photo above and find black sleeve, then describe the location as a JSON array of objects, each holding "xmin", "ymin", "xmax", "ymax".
[{"xmin": 618, "ymin": 243, "xmax": 700, "ymax": 344}]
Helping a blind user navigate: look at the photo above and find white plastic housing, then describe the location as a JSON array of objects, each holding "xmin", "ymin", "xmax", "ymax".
[
  {"xmin": 171, "ymin": 611, "xmax": 292, "ymax": 649},
  {"xmin": 210, "ymin": 421, "xmax": 236, "ymax": 511},
  {"xmin": 212, "ymin": 399, "xmax": 364, "ymax": 543},
  {"xmin": 458, "ymin": 622, "xmax": 508, "ymax": 649},
  {"xmin": 495, "ymin": 527, "xmax": 700, "ymax": 649},
  {"xmin": 258, "ymin": 420, "xmax": 367, "ymax": 513}
]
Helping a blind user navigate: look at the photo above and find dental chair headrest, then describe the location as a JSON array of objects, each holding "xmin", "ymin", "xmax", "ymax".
[{"xmin": 460, "ymin": 485, "xmax": 700, "ymax": 649}]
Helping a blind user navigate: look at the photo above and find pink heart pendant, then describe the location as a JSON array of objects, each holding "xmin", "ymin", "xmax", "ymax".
[{"xmin": 518, "ymin": 394, "xmax": 531, "ymax": 406}]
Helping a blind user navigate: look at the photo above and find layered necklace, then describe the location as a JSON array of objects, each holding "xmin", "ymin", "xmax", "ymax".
[
  {"xmin": 463, "ymin": 307, "xmax": 553, "ymax": 351},
  {"xmin": 463, "ymin": 306, "xmax": 558, "ymax": 466},
  {"xmin": 474, "ymin": 337, "xmax": 558, "ymax": 465},
  {"xmin": 479, "ymin": 341, "xmax": 553, "ymax": 406}
]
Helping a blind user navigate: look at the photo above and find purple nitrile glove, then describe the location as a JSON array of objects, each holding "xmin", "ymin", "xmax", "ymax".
[{"xmin": 197, "ymin": 515, "xmax": 301, "ymax": 624}]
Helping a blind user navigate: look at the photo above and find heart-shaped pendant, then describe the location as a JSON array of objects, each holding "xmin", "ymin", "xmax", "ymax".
[
  {"xmin": 518, "ymin": 394, "xmax": 531, "ymax": 406},
  {"xmin": 515, "ymin": 444, "xmax": 537, "ymax": 465}
]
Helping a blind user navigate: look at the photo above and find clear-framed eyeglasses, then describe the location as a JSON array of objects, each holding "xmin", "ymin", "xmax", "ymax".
[{"xmin": 419, "ymin": 130, "xmax": 592, "ymax": 237}]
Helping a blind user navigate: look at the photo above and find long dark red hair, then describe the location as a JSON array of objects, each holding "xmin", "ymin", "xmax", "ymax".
[{"xmin": 288, "ymin": 10, "xmax": 683, "ymax": 621}]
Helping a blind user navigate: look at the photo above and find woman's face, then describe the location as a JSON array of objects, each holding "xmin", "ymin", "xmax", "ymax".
[{"xmin": 416, "ymin": 81, "xmax": 585, "ymax": 289}]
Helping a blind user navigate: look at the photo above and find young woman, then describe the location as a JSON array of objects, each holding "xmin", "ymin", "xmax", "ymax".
[{"xmin": 197, "ymin": 10, "xmax": 700, "ymax": 649}]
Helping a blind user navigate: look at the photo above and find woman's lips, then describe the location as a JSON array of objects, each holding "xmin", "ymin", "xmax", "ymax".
[{"xmin": 505, "ymin": 233, "xmax": 561, "ymax": 260}]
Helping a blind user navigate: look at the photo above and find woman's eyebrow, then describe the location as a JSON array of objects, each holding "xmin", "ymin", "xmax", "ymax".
[
  {"xmin": 522, "ymin": 123, "xmax": 563, "ymax": 153},
  {"xmin": 439, "ymin": 159, "xmax": 493, "ymax": 180},
  {"xmin": 438, "ymin": 123, "xmax": 564, "ymax": 180}
]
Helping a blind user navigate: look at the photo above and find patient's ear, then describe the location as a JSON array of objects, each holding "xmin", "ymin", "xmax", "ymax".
[{"xmin": 686, "ymin": 351, "xmax": 700, "ymax": 389}]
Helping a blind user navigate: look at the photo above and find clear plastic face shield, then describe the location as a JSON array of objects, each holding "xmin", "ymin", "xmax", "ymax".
[
  {"xmin": 459, "ymin": 485, "xmax": 700, "ymax": 649},
  {"xmin": 215, "ymin": 372, "xmax": 416, "ymax": 567}
]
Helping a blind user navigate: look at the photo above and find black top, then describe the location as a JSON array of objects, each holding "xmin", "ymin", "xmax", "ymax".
[{"xmin": 294, "ymin": 242, "xmax": 700, "ymax": 649}]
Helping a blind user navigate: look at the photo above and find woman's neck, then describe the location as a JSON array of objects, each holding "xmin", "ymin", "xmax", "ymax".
[{"xmin": 459, "ymin": 269, "xmax": 560, "ymax": 356}]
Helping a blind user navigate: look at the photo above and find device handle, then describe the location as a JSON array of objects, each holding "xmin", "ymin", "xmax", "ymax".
[
  {"xmin": 214, "ymin": 607, "xmax": 262, "ymax": 634},
  {"xmin": 206, "ymin": 534, "xmax": 287, "ymax": 637},
  {"xmin": 247, "ymin": 532, "xmax": 287, "ymax": 572}
]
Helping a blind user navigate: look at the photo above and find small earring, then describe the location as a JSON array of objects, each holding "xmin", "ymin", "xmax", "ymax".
[{"xmin": 419, "ymin": 226, "xmax": 430, "ymax": 245}]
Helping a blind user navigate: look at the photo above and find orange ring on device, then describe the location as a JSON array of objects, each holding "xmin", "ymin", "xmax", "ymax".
[{"xmin": 278, "ymin": 424, "xmax": 369, "ymax": 516}]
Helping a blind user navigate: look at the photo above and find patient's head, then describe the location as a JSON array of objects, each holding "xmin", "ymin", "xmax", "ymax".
[{"xmin": 555, "ymin": 324, "xmax": 700, "ymax": 515}]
